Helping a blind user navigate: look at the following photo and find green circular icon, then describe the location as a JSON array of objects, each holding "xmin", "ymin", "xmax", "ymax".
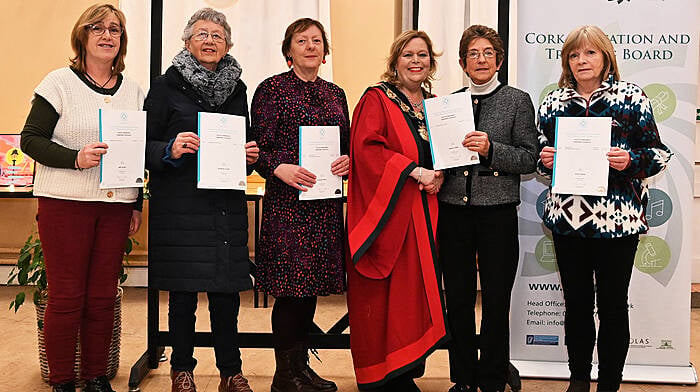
[
  {"xmin": 539, "ymin": 83, "xmax": 559, "ymax": 105},
  {"xmin": 643, "ymin": 84, "xmax": 676, "ymax": 122},
  {"xmin": 634, "ymin": 235, "xmax": 671, "ymax": 274},
  {"xmin": 535, "ymin": 234, "xmax": 558, "ymax": 272}
]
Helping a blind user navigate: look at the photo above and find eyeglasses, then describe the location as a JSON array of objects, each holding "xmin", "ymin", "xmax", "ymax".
[
  {"xmin": 191, "ymin": 31, "xmax": 226, "ymax": 43},
  {"xmin": 87, "ymin": 23, "xmax": 123, "ymax": 37},
  {"xmin": 467, "ymin": 49, "xmax": 496, "ymax": 60}
]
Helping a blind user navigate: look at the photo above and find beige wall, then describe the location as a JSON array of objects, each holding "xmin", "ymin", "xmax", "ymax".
[
  {"xmin": 331, "ymin": 0, "xmax": 399, "ymax": 113},
  {"xmin": 0, "ymin": 0, "xmax": 119, "ymax": 133},
  {"xmin": 0, "ymin": 0, "xmax": 399, "ymax": 253}
]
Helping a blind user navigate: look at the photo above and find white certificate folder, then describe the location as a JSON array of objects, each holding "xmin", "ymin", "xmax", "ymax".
[
  {"xmin": 99, "ymin": 109, "xmax": 146, "ymax": 188},
  {"xmin": 197, "ymin": 112, "xmax": 247, "ymax": 190},
  {"xmin": 552, "ymin": 116, "xmax": 612, "ymax": 196},
  {"xmin": 298, "ymin": 126, "xmax": 342, "ymax": 200},
  {"xmin": 423, "ymin": 91, "xmax": 479, "ymax": 170}
]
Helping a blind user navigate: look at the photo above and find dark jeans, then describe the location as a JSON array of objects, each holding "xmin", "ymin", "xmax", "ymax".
[
  {"xmin": 38, "ymin": 197, "xmax": 132, "ymax": 384},
  {"xmin": 553, "ymin": 234, "xmax": 639, "ymax": 392},
  {"xmin": 438, "ymin": 203, "xmax": 519, "ymax": 391},
  {"xmin": 169, "ymin": 291, "xmax": 242, "ymax": 377}
]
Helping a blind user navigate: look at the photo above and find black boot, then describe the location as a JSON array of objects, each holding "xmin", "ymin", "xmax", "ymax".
[
  {"xmin": 83, "ymin": 375, "xmax": 116, "ymax": 392},
  {"xmin": 272, "ymin": 346, "xmax": 315, "ymax": 392},
  {"xmin": 52, "ymin": 382, "xmax": 76, "ymax": 392},
  {"xmin": 294, "ymin": 343, "xmax": 337, "ymax": 392},
  {"xmin": 566, "ymin": 379, "xmax": 591, "ymax": 392}
]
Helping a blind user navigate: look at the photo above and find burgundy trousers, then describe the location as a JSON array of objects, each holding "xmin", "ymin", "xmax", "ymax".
[{"xmin": 38, "ymin": 197, "xmax": 132, "ymax": 384}]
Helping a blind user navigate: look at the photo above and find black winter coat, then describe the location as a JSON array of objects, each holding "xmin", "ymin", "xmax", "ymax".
[{"xmin": 145, "ymin": 66, "xmax": 252, "ymax": 293}]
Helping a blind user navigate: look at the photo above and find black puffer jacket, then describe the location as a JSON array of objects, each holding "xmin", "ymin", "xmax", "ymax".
[{"xmin": 145, "ymin": 66, "xmax": 252, "ymax": 293}]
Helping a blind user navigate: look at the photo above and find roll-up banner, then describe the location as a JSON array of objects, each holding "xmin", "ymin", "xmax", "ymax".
[{"xmin": 512, "ymin": 0, "xmax": 698, "ymax": 384}]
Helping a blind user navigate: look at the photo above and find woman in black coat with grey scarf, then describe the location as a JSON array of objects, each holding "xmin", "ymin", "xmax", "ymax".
[
  {"xmin": 438, "ymin": 25, "xmax": 538, "ymax": 392},
  {"xmin": 144, "ymin": 8, "xmax": 258, "ymax": 392}
]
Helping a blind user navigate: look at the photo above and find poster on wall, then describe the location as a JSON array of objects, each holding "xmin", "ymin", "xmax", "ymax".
[
  {"xmin": 512, "ymin": 0, "xmax": 698, "ymax": 383},
  {"xmin": 0, "ymin": 134, "xmax": 35, "ymax": 191}
]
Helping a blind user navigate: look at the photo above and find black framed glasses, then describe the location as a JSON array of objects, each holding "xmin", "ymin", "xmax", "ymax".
[
  {"xmin": 191, "ymin": 31, "xmax": 226, "ymax": 43},
  {"xmin": 87, "ymin": 23, "xmax": 123, "ymax": 37}
]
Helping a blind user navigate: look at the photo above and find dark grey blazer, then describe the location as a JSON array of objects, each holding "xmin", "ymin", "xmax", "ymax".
[{"xmin": 438, "ymin": 84, "xmax": 538, "ymax": 206}]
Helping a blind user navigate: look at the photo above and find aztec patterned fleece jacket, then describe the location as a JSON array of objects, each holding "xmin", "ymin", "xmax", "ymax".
[{"xmin": 536, "ymin": 78, "xmax": 672, "ymax": 238}]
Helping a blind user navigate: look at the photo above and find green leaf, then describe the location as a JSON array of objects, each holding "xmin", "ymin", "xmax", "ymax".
[
  {"xmin": 12, "ymin": 292, "xmax": 25, "ymax": 313},
  {"xmin": 18, "ymin": 270, "xmax": 28, "ymax": 286},
  {"xmin": 17, "ymin": 251, "xmax": 31, "ymax": 269},
  {"xmin": 124, "ymin": 238, "xmax": 133, "ymax": 254}
]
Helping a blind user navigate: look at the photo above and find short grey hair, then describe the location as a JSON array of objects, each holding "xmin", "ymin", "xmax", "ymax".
[{"xmin": 182, "ymin": 7, "xmax": 233, "ymax": 47}]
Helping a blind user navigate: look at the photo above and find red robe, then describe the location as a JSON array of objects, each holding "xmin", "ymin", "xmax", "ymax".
[{"xmin": 346, "ymin": 85, "xmax": 448, "ymax": 389}]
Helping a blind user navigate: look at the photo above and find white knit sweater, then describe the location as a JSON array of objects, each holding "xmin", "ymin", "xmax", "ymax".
[{"xmin": 33, "ymin": 67, "xmax": 144, "ymax": 203}]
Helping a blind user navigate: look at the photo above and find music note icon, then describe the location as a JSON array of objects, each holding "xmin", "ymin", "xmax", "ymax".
[{"xmin": 646, "ymin": 199, "xmax": 664, "ymax": 220}]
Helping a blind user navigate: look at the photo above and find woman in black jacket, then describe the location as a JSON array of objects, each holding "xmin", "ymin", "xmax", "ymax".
[{"xmin": 144, "ymin": 8, "xmax": 258, "ymax": 392}]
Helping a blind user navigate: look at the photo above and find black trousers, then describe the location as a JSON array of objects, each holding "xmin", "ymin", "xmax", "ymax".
[
  {"xmin": 168, "ymin": 291, "xmax": 242, "ymax": 377},
  {"xmin": 438, "ymin": 203, "xmax": 519, "ymax": 391},
  {"xmin": 553, "ymin": 234, "xmax": 639, "ymax": 392}
]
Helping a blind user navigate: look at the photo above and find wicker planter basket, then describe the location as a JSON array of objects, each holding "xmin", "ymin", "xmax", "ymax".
[{"xmin": 35, "ymin": 287, "xmax": 123, "ymax": 383}]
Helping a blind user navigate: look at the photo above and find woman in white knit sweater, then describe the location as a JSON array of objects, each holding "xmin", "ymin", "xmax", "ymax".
[{"xmin": 19, "ymin": 4, "xmax": 143, "ymax": 392}]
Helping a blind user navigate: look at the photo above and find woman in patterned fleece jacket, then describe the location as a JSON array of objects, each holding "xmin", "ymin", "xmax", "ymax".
[{"xmin": 537, "ymin": 26, "xmax": 671, "ymax": 392}]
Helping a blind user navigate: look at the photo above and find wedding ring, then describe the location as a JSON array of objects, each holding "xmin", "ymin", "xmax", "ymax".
[{"xmin": 183, "ymin": 142, "xmax": 188, "ymax": 149}]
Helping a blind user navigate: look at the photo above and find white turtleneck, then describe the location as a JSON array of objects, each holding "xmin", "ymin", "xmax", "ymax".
[{"xmin": 467, "ymin": 72, "xmax": 501, "ymax": 95}]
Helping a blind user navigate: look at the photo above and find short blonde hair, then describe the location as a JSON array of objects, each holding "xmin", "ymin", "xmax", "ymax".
[
  {"xmin": 70, "ymin": 4, "xmax": 128, "ymax": 75},
  {"xmin": 559, "ymin": 25, "xmax": 620, "ymax": 88},
  {"xmin": 381, "ymin": 30, "xmax": 440, "ymax": 92}
]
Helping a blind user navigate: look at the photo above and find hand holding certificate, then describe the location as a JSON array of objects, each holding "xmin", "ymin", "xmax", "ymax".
[
  {"xmin": 197, "ymin": 112, "xmax": 247, "ymax": 190},
  {"xmin": 423, "ymin": 91, "xmax": 480, "ymax": 169},
  {"xmin": 552, "ymin": 117, "xmax": 612, "ymax": 196},
  {"xmin": 99, "ymin": 109, "xmax": 146, "ymax": 188},
  {"xmin": 299, "ymin": 126, "xmax": 343, "ymax": 200}
]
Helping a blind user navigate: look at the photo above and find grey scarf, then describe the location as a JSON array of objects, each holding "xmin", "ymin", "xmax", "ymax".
[{"xmin": 172, "ymin": 49, "xmax": 242, "ymax": 107}]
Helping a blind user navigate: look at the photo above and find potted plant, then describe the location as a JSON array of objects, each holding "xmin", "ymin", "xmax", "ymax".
[{"xmin": 7, "ymin": 231, "xmax": 137, "ymax": 383}]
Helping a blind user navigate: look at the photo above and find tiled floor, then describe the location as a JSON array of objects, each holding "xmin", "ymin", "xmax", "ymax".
[{"xmin": 1, "ymin": 286, "xmax": 698, "ymax": 392}]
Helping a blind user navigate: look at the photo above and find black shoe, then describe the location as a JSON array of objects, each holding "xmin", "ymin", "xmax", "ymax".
[
  {"xmin": 294, "ymin": 343, "xmax": 337, "ymax": 391},
  {"xmin": 52, "ymin": 382, "xmax": 76, "ymax": 392},
  {"xmin": 83, "ymin": 375, "xmax": 116, "ymax": 392},
  {"xmin": 566, "ymin": 379, "xmax": 591, "ymax": 392},
  {"xmin": 448, "ymin": 384, "xmax": 477, "ymax": 392}
]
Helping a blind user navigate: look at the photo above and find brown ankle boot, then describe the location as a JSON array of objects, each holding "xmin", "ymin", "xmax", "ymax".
[
  {"xmin": 171, "ymin": 370, "xmax": 196, "ymax": 392},
  {"xmin": 294, "ymin": 343, "xmax": 337, "ymax": 392},
  {"xmin": 219, "ymin": 373, "xmax": 252, "ymax": 392},
  {"xmin": 271, "ymin": 347, "xmax": 316, "ymax": 392}
]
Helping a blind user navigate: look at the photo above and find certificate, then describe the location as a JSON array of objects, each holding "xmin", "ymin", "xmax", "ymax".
[
  {"xmin": 299, "ymin": 126, "xmax": 342, "ymax": 200},
  {"xmin": 197, "ymin": 112, "xmax": 247, "ymax": 190},
  {"xmin": 423, "ymin": 91, "xmax": 480, "ymax": 170},
  {"xmin": 99, "ymin": 109, "xmax": 146, "ymax": 189},
  {"xmin": 552, "ymin": 117, "xmax": 612, "ymax": 196}
]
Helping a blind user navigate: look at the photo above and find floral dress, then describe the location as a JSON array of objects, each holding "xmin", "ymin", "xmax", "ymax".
[{"xmin": 251, "ymin": 70, "xmax": 349, "ymax": 297}]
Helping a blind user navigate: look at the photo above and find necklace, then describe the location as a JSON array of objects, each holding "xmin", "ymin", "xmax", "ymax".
[
  {"xmin": 396, "ymin": 87, "xmax": 429, "ymax": 141},
  {"xmin": 84, "ymin": 72, "xmax": 114, "ymax": 89},
  {"xmin": 400, "ymin": 88, "xmax": 424, "ymax": 113}
]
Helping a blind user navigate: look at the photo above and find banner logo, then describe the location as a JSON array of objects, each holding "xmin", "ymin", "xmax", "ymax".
[
  {"xmin": 644, "ymin": 84, "xmax": 676, "ymax": 122},
  {"xmin": 526, "ymin": 335, "xmax": 559, "ymax": 345},
  {"xmin": 634, "ymin": 236, "xmax": 671, "ymax": 274}
]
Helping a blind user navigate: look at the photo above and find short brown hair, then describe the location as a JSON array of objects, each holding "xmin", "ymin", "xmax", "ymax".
[
  {"xmin": 458, "ymin": 24, "xmax": 505, "ymax": 66},
  {"xmin": 70, "ymin": 4, "xmax": 128, "ymax": 75},
  {"xmin": 382, "ymin": 30, "xmax": 440, "ymax": 92},
  {"xmin": 559, "ymin": 25, "xmax": 620, "ymax": 88},
  {"xmin": 281, "ymin": 18, "xmax": 330, "ymax": 62}
]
